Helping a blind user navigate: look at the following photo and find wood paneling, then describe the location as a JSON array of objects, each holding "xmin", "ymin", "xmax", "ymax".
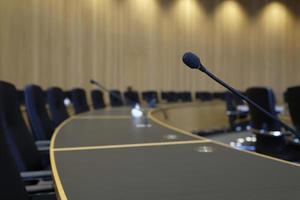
[{"xmin": 0, "ymin": 0, "xmax": 300, "ymax": 101}]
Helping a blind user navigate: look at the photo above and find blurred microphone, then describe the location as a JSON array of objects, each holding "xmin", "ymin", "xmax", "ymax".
[
  {"xmin": 90, "ymin": 79, "xmax": 137, "ymax": 108},
  {"xmin": 90, "ymin": 79, "xmax": 110, "ymax": 93},
  {"xmin": 90, "ymin": 79, "xmax": 126, "ymax": 104},
  {"xmin": 182, "ymin": 52, "xmax": 300, "ymax": 139},
  {"xmin": 90, "ymin": 79, "xmax": 146, "ymax": 119}
]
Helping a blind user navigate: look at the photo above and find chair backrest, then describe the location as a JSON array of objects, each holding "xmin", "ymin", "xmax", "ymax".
[
  {"xmin": 17, "ymin": 90, "xmax": 25, "ymax": 105},
  {"xmin": 213, "ymin": 91, "xmax": 227, "ymax": 101},
  {"xmin": 166, "ymin": 91, "xmax": 179, "ymax": 103},
  {"xmin": 195, "ymin": 91, "xmax": 213, "ymax": 101},
  {"xmin": 142, "ymin": 91, "xmax": 159, "ymax": 103},
  {"xmin": 47, "ymin": 87, "xmax": 69, "ymax": 127},
  {"xmin": 0, "ymin": 122, "xmax": 29, "ymax": 200},
  {"xmin": 283, "ymin": 91, "xmax": 288, "ymax": 103},
  {"xmin": 161, "ymin": 91, "xmax": 179, "ymax": 102},
  {"xmin": 246, "ymin": 87, "xmax": 280, "ymax": 131},
  {"xmin": 109, "ymin": 90, "xmax": 124, "ymax": 107},
  {"xmin": 161, "ymin": 91, "xmax": 168, "ymax": 101},
  {"xmin": 286, "ymin": 86, "xmax": 300, "ymax": 130},
  {"xmin": 178, "ymin": 91, "xmax": 192, "ymax": 102},
  {"xmin": 233, "ymin": 92, "xmax": 245, "ymax": 105},
  {"xmin": 24, "ymin": 85, "xmax": 54, "ymax": 140},
  {"xmin": 70, "ymin": 88, "xmax": 89, "ymax": 114},
  {"xmin": 225, "ymin": 92, "xmax": 245, "ymax": 111},
  {"xmin": 225, "ymin": 92, "xmax": 237, "ymax": 112},
  {"xmin": 91, "ymin": 90, "xmax": 106, "ymax": 109},
  {"xmin": 123, "ymin": 90, "xmax": 140, "ymax": 106},
  {"xmin": 0, "ymin": 81, "xmax": 42, "ymax": 172}
]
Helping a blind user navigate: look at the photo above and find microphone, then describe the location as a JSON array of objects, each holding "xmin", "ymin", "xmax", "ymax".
[
  {"xmin": 90, "ymin": 79, "xmax": 110, "ymax": 93},
  {"xmin": 182, "ymin": 52, "xmax": 300, "ymax": 139},
  {"xmin": 90, "ymin": 79, "xmax": 138, "ymax": 107},
  {"xmin": 90, "ymin": 79, "xmax": 125, "ymax": 104},
  {"xmin": 90, "ymin": 79, "xmax": 149, "ymax": 122}
]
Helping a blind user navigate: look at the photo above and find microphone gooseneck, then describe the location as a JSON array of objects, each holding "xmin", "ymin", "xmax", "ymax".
[
  {"xmin": 90, "ymin": 79, "xmax": 96, "ymax": 84},
  {"xmin": 90, "ymin": 79, "xmax": 136, "ymax": 107},
  {"xmin": 90, "ymin": 79, "xmax": 109, "ymax": 92},
  {"xmin": 182, "ymin": 52, "xmax": 300, "ymax": 139}
]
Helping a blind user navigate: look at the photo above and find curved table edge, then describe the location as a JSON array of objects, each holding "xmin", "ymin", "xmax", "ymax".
[
  {"xmin": 50, "ymin": 105, "xmax": 300, "ymax": 200},
  {"xmin": 50, "ymin": 117, "xmax": 75, "ymax": 200}
]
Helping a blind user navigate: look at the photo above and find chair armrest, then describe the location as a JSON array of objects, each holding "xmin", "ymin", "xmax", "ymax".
[
  {"xmin": 37, "ymin": 146, "xmax": 50, "ymax": 152},
  {"xmin": 26, "ymin": 181, "xmax": 54, "ymax": 194},
  {"xmin": 21, "ymin": 170, "xmax": 52, "ymax": 181},
  {"xmin": 35, "ymin": 140, "xmax": 50, "ymax": 147}
]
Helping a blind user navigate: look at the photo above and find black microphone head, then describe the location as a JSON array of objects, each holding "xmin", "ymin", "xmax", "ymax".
[
  {"xmin": 182, "ymin": 52, "xmax": 205, "ymax": 71},
  {"xmin": 90, "ymin": 79, "xmax": 96, "ymax": 84}
]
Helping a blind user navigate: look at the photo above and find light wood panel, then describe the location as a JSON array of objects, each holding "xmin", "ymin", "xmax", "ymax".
[{"xmin": 0, "ymin": 0, "xmax": 300, "ymax": 101}]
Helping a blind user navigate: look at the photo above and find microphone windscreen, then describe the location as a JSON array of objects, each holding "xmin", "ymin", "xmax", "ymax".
[{"xmin": 182, "ymin": 52, "xmax": 201, "ymax": 69}]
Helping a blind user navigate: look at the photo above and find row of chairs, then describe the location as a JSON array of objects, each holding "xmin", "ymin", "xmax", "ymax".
[
  {"xmin": 0, "ymin": 81, "xmax": 55, "ymax": 199},
  {"xmin": 94, "ymin": 90, "xmax": 226, "ymax": 108},
  {"xmin": 2, "ymin": 82, "xmax": 224, "ymax": 199},
  {"xmin": 18, "ymin": 89, "xmax": 227, "ymax": 118},
  {"xmin": 0, "ymin": 82, "xmax": 225, "ymax": 199},
  {"xmin": 19, "ymin": 89, "xmax": 225, "ymax": 109},
  {"xmin": 92, "ymin": 90, "xmax": 214, "ymax": 108}
]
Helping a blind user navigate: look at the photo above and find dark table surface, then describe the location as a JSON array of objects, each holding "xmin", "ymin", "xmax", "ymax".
[{"xmin": 51, "ymin": 106, "xmax": 300, "ymax": 200}]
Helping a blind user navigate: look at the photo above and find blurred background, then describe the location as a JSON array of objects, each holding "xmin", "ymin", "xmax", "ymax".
[{"xmin": 1, "ymin": 0, "xmax": 299, "ymax": 101}]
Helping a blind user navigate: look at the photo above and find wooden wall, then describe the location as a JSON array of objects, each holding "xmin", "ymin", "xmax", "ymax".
[{"xmin": 0, "ymin": 0, "xmax": 300, "ymax": 100}]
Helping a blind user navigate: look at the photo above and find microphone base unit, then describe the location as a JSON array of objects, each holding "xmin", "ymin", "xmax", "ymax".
[{"xmin": 193, "ymin": 126, "xmax": 300, "ymax": 162}]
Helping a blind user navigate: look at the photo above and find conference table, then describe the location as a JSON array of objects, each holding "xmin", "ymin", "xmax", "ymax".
[{"xmin": 50, "ymin": 102, "xmax": 300, "ymax": 200}]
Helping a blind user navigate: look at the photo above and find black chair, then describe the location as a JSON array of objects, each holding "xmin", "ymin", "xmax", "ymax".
[
  {"xmin": 225, "ymin": 92, "xmax": 249, "ymax": 131},
  {"xmin": 283, "ymin": 90, "xmax": 288, "ymax": 103},
  {"xmin": 0, "ymin": 81, "xmax": 50, "ymax": 172},
  {"xmin": 178, "ymin": 91, "xmax": 192, "ymax": 102},
  {"xmin": 24, "ymin": 85, "xmax": 54, "ymax": 141},
  {"xmin": 18, "ymin": 90, "xmax": 25, "ymax": 105},
  {"xmin": 47, "ymin": 87, "xmax": 69, "ymax": 127},
  {"xmin": 161, "ymin": 91, "xmax": 168, "ymax": 101},
  {"xmin": 69, "ymin": 88, "xmax": 89, "ymax": 114},
  {"xmin": 246, "ymin": 87, "xmax": 285, "ymax": 156},
  {"xmin": 167, "ymin": 92, "xmax": 179, "ymax": 103},
  {"xmin": 160, "ymin": 91, "xmax": 177, "ymax": 103},
  {"xmin": 0, "ymin": 121, "xmax": 55, "ymax": 200},
  {"xmin": 213, "ymin": 91, "xmax": 227, "ymax": 101},
  {"xmin": 91, "ymin": 90, "xmax": 106, "ymax": 109},
  {"xmin": 1, "ymin": 128, "xmax": 28, "ymax": 199},
  {"xmin": 142, "ymin": 91, "xmax": 159, "ymax": 103},
  {"xmin": 195, "ymin": 91, "xmax": 213, "ymax": 101},
  {"xmin": 123, "ymin": 90, "xmax": 140, "ymax": 106},
  {"xmin": 109, "ymin": 90, "xmax": 124, "ymax": 107},
  {"xmin": 246, "ymin": 87, "xmax": 280, "ymax": 131},
  {"xmin": 286, "ymin": 86, "xmax": 300, "ymax": 130}
]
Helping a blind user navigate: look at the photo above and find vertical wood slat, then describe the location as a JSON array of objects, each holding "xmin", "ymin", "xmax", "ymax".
[{"xmin": 0, "ymin": 0, "xmax": 299, "ymax": 101}]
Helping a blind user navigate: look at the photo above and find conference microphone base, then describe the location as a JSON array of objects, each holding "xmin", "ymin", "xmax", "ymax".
[{"xmin": 195, "ymin": 129, "xmax": 300, "ymax": 162}]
